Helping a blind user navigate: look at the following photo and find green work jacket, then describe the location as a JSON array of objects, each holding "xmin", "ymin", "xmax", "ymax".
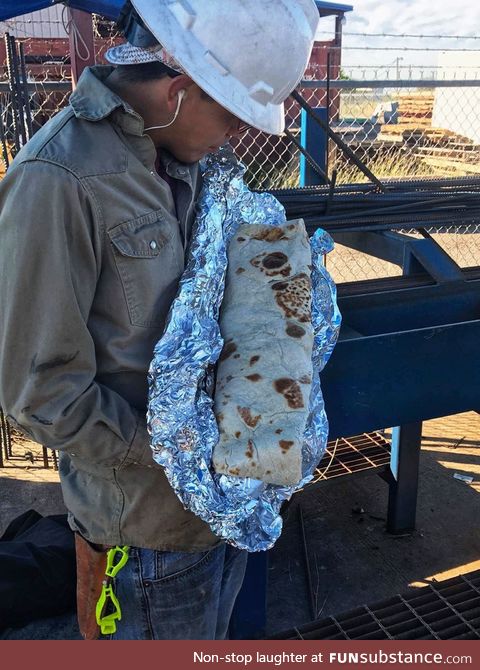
[{"xmin": 0, "ymin": 66, "xmax": 219, "ymax": 550}]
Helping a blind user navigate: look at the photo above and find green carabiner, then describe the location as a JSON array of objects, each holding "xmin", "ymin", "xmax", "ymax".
[
  {"xmin": 96, "ymin": 545, "xmax": 130, "ymax": 635},
  {"xmin": 96, "ymin": 583, "xmax": 122, "ymax": 635},
  {"xmin": 105, "ymin": 545, "xmax": 130, "ymax": 578}
]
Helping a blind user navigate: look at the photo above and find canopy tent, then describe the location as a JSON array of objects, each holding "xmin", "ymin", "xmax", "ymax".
[
  {"xmin": 0, "ymin": 1, "xmax": 353, "ymax": 24},
  {"xmin": 0, "ymin": 1, "xmax": 124, "ymax": 22}
]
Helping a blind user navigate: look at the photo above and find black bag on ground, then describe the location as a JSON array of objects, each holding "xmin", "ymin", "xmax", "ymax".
[{"xmin": 0, "ymin": 509, "xmax": 76, "ymax": 631}]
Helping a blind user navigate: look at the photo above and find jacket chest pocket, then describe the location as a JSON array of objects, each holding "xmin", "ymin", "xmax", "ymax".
[{"xmin": 108, "ymin": 210, "xmax": 184, "ymax": 328}]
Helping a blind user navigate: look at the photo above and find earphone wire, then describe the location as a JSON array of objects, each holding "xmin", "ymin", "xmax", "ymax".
[{"xmin": 144, "ymin": 90, "xmax": 185, "ymax": 132}]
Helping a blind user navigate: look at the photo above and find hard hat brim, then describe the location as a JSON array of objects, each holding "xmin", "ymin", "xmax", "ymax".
[
  {"xmin": 127, "ymin": 5, "xmax": 288, "ymax": 136},
  {"xmin": 105, "ymin": 44, "xmax": 160, "ymax": 65}
]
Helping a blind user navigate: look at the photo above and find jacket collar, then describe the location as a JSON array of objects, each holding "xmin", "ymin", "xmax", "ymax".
[
  {"xmin": 70, "ymin": 66, "xmax": 143, "ymax": 133},
  {"xmin": 69, "ymin": 66, "xmax": 195, "ymax": 183}
]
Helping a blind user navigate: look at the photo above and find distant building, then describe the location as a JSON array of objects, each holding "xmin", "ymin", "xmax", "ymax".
[{"xmin": 432, "ymin": 52, "xmax": 480, "ymax": 144}]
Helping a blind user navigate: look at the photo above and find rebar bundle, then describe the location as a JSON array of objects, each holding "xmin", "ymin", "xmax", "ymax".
[{"xmin": 268, "ymin": 176, "xmax": 480, "ymax": 234}]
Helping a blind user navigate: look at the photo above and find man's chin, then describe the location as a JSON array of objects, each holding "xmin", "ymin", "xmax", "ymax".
[{"xmin": 172, "ymin": 149, "xmax": 207, "ymax": 164}]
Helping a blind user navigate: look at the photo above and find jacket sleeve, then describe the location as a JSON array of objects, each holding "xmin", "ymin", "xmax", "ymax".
[{"xmin": 0, "ymin": 160, "xmax": 152, "ymax": 468}]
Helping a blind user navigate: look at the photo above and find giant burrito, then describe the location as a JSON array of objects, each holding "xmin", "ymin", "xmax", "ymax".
[{"xmin": 212, "ymin": 219, "xmax": 314, "ymax": 486}]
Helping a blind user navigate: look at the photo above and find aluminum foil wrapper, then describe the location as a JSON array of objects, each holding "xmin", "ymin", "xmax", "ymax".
[{"xmin": 147, "ymin": 146, "xmax": 341, "ymax": 552}]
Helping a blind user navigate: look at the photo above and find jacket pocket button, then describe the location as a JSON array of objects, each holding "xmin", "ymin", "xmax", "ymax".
[{"xmin": 149, "ymin": 240, "xmax": 157, "ymax": 250}]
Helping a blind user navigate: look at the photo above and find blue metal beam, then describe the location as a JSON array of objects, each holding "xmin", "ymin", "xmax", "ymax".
[
  {"xmin": 334, "ymin": 231, "xmax": 466, "ymax": 284},
  {"xmin": 315, "ymin": 1, "xmax": 354, "ymax": 15},
  {"xmin": 300, "ymin": 106, "xmax": 328, "ymax": 186},
  {"xmin": 334, "ymin": 231, "xmax": 415, "ymax": 267},
  {"xmin": 321, "ymin": 281, "xmax": 480, "ymax": 439}
]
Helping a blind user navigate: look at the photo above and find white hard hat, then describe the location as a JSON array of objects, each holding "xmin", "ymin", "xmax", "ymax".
[{"xmin": 124, "ymin": 0, "xmax": 319, "ymax": 135}]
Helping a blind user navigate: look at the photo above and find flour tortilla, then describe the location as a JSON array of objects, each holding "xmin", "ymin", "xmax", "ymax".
[{"xmin": 212, "ymin": 219, "xmax": 314, "ymax": 486}]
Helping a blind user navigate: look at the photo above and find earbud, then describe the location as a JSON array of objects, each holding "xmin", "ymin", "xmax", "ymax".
[{"xmin": 144, "ymin": 89, "xmax": 186, "ymax": 132}]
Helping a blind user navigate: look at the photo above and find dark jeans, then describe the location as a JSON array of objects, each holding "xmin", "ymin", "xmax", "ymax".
[{"xmin": 108, "ymin": 542, "xmax": 248, "ymax": 640}]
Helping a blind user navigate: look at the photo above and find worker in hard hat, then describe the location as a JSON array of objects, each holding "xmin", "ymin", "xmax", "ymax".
[{"xmin": 0, "ymin": 0, "xmax": 319, "ymax": 639}]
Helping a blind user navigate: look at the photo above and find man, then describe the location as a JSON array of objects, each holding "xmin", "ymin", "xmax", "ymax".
[{"xmin": 0, "ymin": 0, "xmax": 319, "ymax": 639}]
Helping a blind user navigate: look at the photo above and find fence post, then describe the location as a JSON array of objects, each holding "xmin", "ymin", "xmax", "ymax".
[
  {"xmin": 69, "ymin": 9, "xmax": 95, "ymax": 87},
  {"xmin": 299, "ymin": 106, "xmax": 328, "ymax": 186}
]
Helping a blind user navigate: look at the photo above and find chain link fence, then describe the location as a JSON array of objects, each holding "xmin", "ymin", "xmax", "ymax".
[
  {"xmin": 1, "ymin": 9, "xmax": 480, "ymax": 281},
  {"xmin": 92, "ymin": 13, "xmax": 122, "ymax": 63},
  {"xmin": 236, "ymin": 80, "xmax": 480, "ymax": 188},
  {"xmin": 233, "ymin": 77, "xmax": 480, "ymax": 282},
  {"xmin": 0, "ymin": 7, "xmax": 69, "ymax": 169},
  {"xmin": 0, "ymin": 10, "xmax": 119, "ymax": 171},
  {"xmin": 312, "ymin": 78, "xmax": 480, "ymax": 282}
]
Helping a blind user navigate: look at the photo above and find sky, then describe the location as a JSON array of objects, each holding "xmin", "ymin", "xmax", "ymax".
[{"xmin": 316, "ymin": 0, "xmax": 480, "ymax": 76}]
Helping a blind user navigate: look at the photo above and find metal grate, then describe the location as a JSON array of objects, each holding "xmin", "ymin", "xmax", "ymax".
[
  {"xmin": 312, "ymin": 432, "xmax": 391, "ymax": 482},
  {"xmin": 271, "ymin": 571, "xmax": 480, "ymax": 640}
]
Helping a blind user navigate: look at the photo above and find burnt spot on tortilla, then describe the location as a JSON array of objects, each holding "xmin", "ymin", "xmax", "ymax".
[
  {"xmin": 262, "ymin": 252, "xmax": 288, "ymax": 270},
  {"xmin": 287, "ymin": 224, "xmax": 296, "ymax": 231},
  {"xmin": 236, "ymin": 267, "xmax": 246, "ymax": 274},
  {"xmin": 237, "ymin": 236, "xmax": 246, "ymax": 242},
  {"xmin": 280, "ymin": 439, "xmax": 294, "ymax": 453},
  {"xmin": 233, "ymin": 353, "xmax": 240, "ymax": 359},
  {"xmin": 237, "ymin": 406, "xmax": 261, "ymax": 428},
  {"xmin": 275, "ymin": 429, "xmax": 283, "ymax": 434},
  {"xmin": 299, "ymin": 374, "xmax": 312, "ymax": 384},
  {"xmin": 246, "ymin": 373, "xmax": 262, "ymax": 382},
  {"xmin": 229, "ymin": 467, "xmax": 241, "ymax": 476},
  {"xmin": 273, "ymin": 378, "xmax": 304, "ymax": 409},
  {"xmin": 216, "ymin": 412, "xmax": 224, "ymax": 423},
  {"xmin": 219, "ymin": 340, "xmax": 237, "ymax": 361},
  {"xmin": 271, "ymin": 273, "xmax": 312, "ymax": 323},
  {"xmin": 251, "ymin": 461, "xmax": 256, "ymax": 467},
  {"xmin": 286, "ymin": 323, "xmax": 306, "ymax": 338},
  {"xmin": 249, "ymin": 355, "xmax": 260, "ymax": 366},
  {"xmin": 226, "ymin": 375, "xmax": 233, "ymax": 383},
  {"xmin": 249, "ymin": 227, "xmax": 288, "ymax": 242},
  {"xmin": 265, "ymin": 470, "xmax": 271, "ymax": 475},
  {"xmin": 235, "ymin": 431, "xmax": 241, "ymax": 438},
  {"xmin": 245, "ymin": 439, "xmax": 255, "ymax": 459},
  {"xmin": 250, "ymin": 252, "xmax": 291, "ymax": 277},
  {"xmin": 272, "ymin": 280, "xmax": 288, "ymax": 291},
  {"xmin": 274, "ymin": 378, "xmax": 295, "ymax": 394}
]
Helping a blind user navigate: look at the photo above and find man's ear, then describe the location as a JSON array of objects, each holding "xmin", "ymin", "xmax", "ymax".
[{"xmin": 166, "ymin": 75, "xmax": 194, "ymax": 106}]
